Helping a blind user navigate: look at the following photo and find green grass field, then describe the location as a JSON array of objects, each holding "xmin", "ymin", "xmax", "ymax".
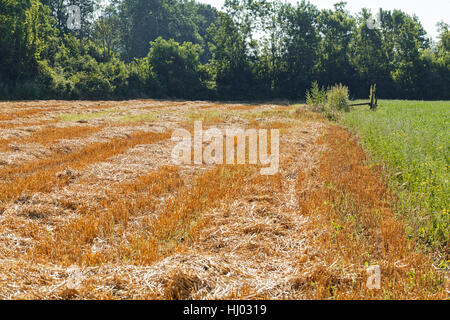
[{"xmin": 342, "ymin": 100, "xmax": 449, "ymax": 262}]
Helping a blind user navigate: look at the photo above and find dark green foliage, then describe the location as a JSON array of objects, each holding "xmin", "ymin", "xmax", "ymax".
[
  {"xmin": 207, "ymin": 10, "xmax": 256, "ymax": 99},
  {"xmin": 276, "ymin": 1, "xmax": 321, "ymax": 99},
  {"xmin": 0, "ymin": 0, "xmax": 449, "ymax": 101},
  {"xmin": 147, "ymin": 37, "xmax": 205, "ymax": 98},
  {"xmin": 0, "ymin": 0, "xmax": 57, "ymax": 98},
  {"xmin": 305, "ymin": 81, "xmax": 326, "ymax": 106},
  {"xmin": 116, "ymin": 0, "xmax": 217, "ymax": 62},
  {"xmin": 41, "ymin": 0, "xmax": 99, "ymax": 39}
]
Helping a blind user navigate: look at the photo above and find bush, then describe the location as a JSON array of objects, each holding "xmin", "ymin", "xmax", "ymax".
[
  {"xmin": 305, "ymin": 81, "xmax": 327, "ymax": 106},
  {"xmin": 127, "ymin": 58, "xmax": 163, "ymax": 98},
  {"xmin": 100, "ymin": 58, "xmax": 130, "ymax": 98},
  {"xmin": 327, "ymin": 83, "xmax": 349, "ymax": 111},
  {"xmin": 323, "ymin": 84, "xmax": 349, "ymax": 120},
  {"xmin": 72, "ymin": 72, "xmax": 113, "ymax": 99},
  {"xmin": 148, "ymin": 37, "xmax": 205, "ymax": 99}
]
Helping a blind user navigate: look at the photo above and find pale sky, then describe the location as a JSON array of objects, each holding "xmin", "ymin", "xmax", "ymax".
[{"xmin": 197, "ymin": 0, "xmax": 450, "ymax": 40}]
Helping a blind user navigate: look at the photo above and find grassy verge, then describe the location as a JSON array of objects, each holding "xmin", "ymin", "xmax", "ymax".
[
  {"xmin": 297, "ymin": 123, "xmax": 446, "ymax": 299},
  {"xmin": 342, "ymin": 100, "xmax": 449, "ymax": 264}
]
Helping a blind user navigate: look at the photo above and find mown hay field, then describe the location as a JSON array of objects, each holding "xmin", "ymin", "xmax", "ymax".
[{"xmin": 0, "ymin": 100, "xmax": 447, "ymax": 299}]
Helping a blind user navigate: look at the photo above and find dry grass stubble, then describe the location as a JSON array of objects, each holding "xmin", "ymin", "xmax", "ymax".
[{"xmin": 0, "ymin": 102, "xmax": 446, "ymax": 299}]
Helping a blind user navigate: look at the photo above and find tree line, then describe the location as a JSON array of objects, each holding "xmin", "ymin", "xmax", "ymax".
[{"xmin": 0, "ymin": 0, "xmax": 449, "ymax": 100}]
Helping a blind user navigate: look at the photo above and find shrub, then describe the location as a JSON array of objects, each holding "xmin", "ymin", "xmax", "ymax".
[
  {"xmin": 327, "ymin": 84, "xmax": 349, "ymax": 111},
  {"xmin": 100, "ymin": 58, "xmax": 130, "ymax": 98},
  {"xmin": 322, "ymin": 84, "xmax": 349, "ymax": 120},
  {"xmin": 306, "ymin": 81, "xmax": 327, "ymax": 106},
  {"xmin": 37, "ymin": 60, "xmax": 59, "ymax": 98},
  {"xmin": 72, "ymin": 72, "xmax": 113, "ymax": 99},
  {"xmin": 148, "ymin": 37, "xmax": 205, "ymax": 99},
  {"xmin": 128, "ymin": 58, "xmax": 163, "ymax": 98}
]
